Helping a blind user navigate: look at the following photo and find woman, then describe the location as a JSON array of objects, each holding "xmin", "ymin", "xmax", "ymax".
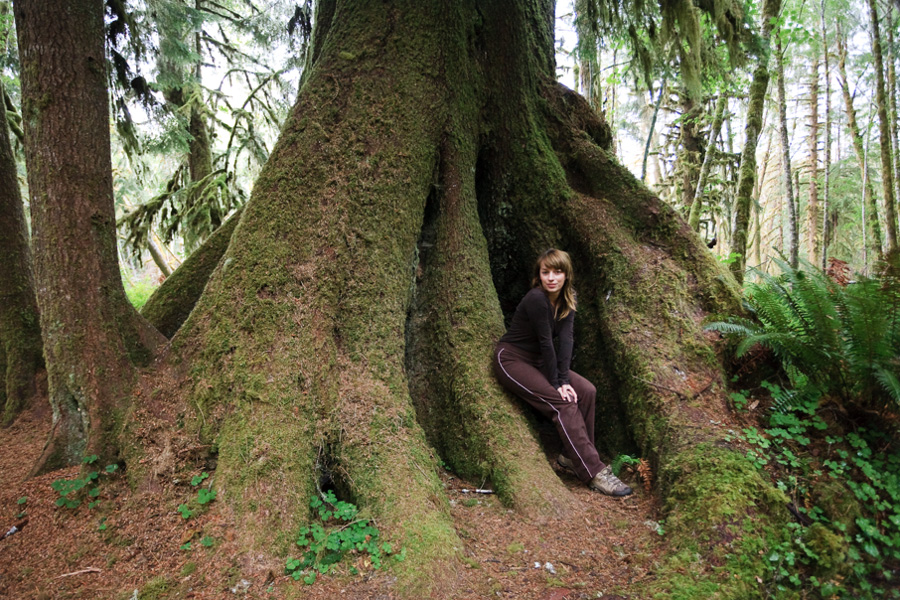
[{"xmin": 493, "ymin": 249, "xmax": 632, "ymax": 497}]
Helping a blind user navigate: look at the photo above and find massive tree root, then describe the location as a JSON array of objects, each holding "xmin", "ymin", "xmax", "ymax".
[{"xmin": 122, "ymin": 1, "xmax": 788, "ymax": 596}]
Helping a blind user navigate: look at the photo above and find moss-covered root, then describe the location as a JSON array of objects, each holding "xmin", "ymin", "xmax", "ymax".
[
  {"xmin": 407, "ymin": 136, "xmax": 578, "ymax": 519},
  {"xmin": 333, "ymin": 360, "xmax": 463, "ymax": 596},
  {"xmin": 215, "ymin": 402, "xmax": 319, "ymax": 552},
  {"xmin": 141, "ymin": 207, "xmax": 243, "ymax": 338},
  {"xmin": 641, "ymin": 444, "xmax": 789, "ymax": 599}
]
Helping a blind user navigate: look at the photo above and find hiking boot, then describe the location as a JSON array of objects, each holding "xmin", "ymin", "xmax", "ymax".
[
  {"xmin": 589, "ymin": 466, "xmax": 633, "ymax": 497},
  {"xmin": 557, "ymin": 454, "xmax": 576, "ymax": 474}
]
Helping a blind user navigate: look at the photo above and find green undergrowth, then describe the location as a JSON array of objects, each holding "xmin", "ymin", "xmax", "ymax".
[
  {"xmin": 176, "ymin": 471, "xmax": 217, "ymax": 521},
  {"xmin": 724, "ymin": 380, "xmax": 900, "ymax": 598},
  {"xmin": 51, "ymin": 454, "xmax": 120, "ymax": 510},
  {"xmin": 285, "ymin": 491, "xmax": 405, "ymax": 585},
  {"xmin": 695, "ymin": 260, "xmax": 900, "ymax": 598},
  {"xmin": 122, "ymin": 272, "xmax": 160, "ymax": 310}
]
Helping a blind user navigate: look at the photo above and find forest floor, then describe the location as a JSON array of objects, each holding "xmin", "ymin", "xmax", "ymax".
[{"xmin": 0, "ymin": 395, "xmax": 671, "ymax": 600}]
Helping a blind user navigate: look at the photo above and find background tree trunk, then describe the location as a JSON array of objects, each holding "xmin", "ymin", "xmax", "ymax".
[
  {"xmin": 776, "ymin": 35, "xmax": 800, "ymax": 268},
  {"xmin": 838, "ymin": 23, "xmax": 884, "ymax": 262},
  {"xmin": 867, "ymin": 0, "xmax": 899, "ymax": 252},
  {"xmin": 0, "ymin": 82, "xmax": 43, "ymax": 425},
  {"xmin": 820, "ymin": 0, "xmax": 832, "ymax": 269},
  {"xmin": 731, "ymin": 0, "xmax": 780, "ymax": 282},
  {"xmin": 14, "ymin": 0, "xmax": 164, "ymax": 473},
  {"xmin": 678, "ymin": 94, "xmax": 703, "ymax": 214},
  {"xmin": 688, "ymin": 92, "xmax": 727, "ymax": 231},
  {"xmin": 807, "ymin": 51, "xmax": 820, "ymax": 265},
  {"xmin": 887, "ymin": 5, "xmax": 900, "ymax": 212}
]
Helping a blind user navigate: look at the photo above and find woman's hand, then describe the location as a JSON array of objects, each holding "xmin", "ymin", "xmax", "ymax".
[{"xmin": 558, "ymin": 384, "xmax": 578, "ymax": 403}]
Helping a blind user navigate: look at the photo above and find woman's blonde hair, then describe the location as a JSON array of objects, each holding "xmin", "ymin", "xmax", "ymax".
[{"xmin": 531, "ymin": 248, "xmax": 577, "ymax": 319}]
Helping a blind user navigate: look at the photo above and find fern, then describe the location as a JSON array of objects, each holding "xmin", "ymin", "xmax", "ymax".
[{"xmin": 707, "ymin": 260, "xmax": 900, "ymax": 410}]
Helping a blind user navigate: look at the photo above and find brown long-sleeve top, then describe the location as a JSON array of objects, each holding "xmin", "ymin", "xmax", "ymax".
[{"xmin": 498, "ymin": 287, "xmax": 574, "ymax": 388}]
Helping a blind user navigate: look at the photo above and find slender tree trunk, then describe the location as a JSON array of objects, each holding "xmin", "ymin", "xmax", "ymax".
[
  {"xmin": 0, "ymin": 82, "xmax": 43, "ymax": 425},
  {"xmin": 753, "ymin": 131, "xmax": 774, "ymax": 267},
  {"xmin": 820, "ymin": 0, "xmax": 832, "ymax": 269},
  {"xmin": 147, "ymin": 236, "xmax": 173, "ymax": 278},
  {"xmin": 14, "ymin": 0, "xmax": 165, "ymax": 473},
  {"xmin": 807, "ymin": 51, "xmax": 820, "ymax": 265},
  {"xmin": 776, "ymin": 35, "xmax": 799, "ymax": 267},
  {"xmin": 867, "ymin": 0, "xmax": 899, "ymax": 252},
  {"xmin": 186, "ymin": 5, "xmax": 215, "ymax": 229},
  {"xmin": 837, "ymin": 23, "xmax": 884, "ymax": 261},
  {"xmin": 678, "ymin": 94, "xmax": 703, "ymax": 214},
  {"xmin": 887, "ymin": 5, "xmax": 900, "ymax": 211},
  {"xmin": 731, "ymin": 0, "xmax": 781, "ymax": 281},
  {"xmin": 689, "ymin": 92, "xmax": 727, "ymax": 231},
  {"xmin": 642, "ymin": 79, "xmax": 666, "ymax": 183},
  {"xmin": 574, "ymin": 1, "xmax": 602, "ymax": 114},
  {"xmin": 158, "ymin": 0, "xmax": 218, "ymax": 250}
]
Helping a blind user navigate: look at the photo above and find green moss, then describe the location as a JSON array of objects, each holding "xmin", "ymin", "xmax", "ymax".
[
  {"xmin": 137, "ymin": 576, "xmax": 173, "ymax": 600},
  {"xmin": 637, "ymin": 444, "xmax": 789, "ymax": 598},
  {"xmin": 810, "ymin": 476, "xmax": 862, "ymax": 533},
  {"xmin": 802, "ymin": 523, "xmax": 848, "ymax": 579}
]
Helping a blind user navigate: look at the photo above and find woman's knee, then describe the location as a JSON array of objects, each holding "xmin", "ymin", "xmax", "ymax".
[{"xmin": 575, "ymin": 380, "xmax": 596, "ymax": 402}]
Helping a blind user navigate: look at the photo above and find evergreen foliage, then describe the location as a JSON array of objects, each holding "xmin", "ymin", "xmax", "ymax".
[
  {"xmin": 109, "ymin": 0, "xmax": 302, "ymax": 255},
  {"xmin": 574, "ymin": 0, "xmax": 751, "ymax": 97},
  {"xmin": 707, "ymin": 258, "xmax": 900, "ymax": 410}
]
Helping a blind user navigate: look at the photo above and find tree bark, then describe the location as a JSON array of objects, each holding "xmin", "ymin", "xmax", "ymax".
[
  {"xmin": 867, "ymin": 0, "xmax": 899, "ymax": 252},
  {"xmin": 837, "ymin": 23, "xmax": 884, "ymax": 262},
  {"xmin": 807, "ymin": 50, "xmax": 820, "ymax": 266},
  {"xmin": 0, "ymin": 82, "xmax": 43, "ymax": 425},
  {"xmin": 887, "ymin": 5, "xmax": 900, "ymax": 215},
  {"xmin": 776, "ymin": 34, "xmax": 799, "ymax": 268},
  {"xmin": 731, "ymin": 0, "xmax": 780, "ymax": 282},
  {"xmin": 820, "ymin": 0, "xmax": 832, "ymax": 269},
  {"xmin": 14, "ymin": 0, "xmax": 165, "ymax": 473}
]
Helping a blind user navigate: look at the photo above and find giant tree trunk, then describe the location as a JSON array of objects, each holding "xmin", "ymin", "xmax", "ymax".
[
  {"xmin": 14, "ymin": 0, "xmax": 165, "ymax": 473},
  {"xmin": 731, "ymin": 0, "xmax": 780, "ymax": 282},
  {"xmin": 0, "ymin": 82, "xmax": 43, "ymax": 425},
  {"xmin": 54, "ymin": 0, "xmax": 784, "ymax": 595}
]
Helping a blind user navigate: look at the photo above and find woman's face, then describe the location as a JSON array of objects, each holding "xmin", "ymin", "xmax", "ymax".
[{"xmin": 539, "ymin": 262, "xmax": 566, "ymax": 296}]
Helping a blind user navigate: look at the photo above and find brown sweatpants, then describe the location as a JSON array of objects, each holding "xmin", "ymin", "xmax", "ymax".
[{"xmin": 493, "ymin": 342, "xmax": 605, "ymax": 482}]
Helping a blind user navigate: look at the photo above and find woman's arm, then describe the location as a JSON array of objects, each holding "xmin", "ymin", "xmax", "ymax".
[
  {"xmin": 523, "ymin": 291, "xmax": 562, "ymax": 387},
  {"xmin": 556, "ymin": 312, "xmax": 574, "ymax": 385}
]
